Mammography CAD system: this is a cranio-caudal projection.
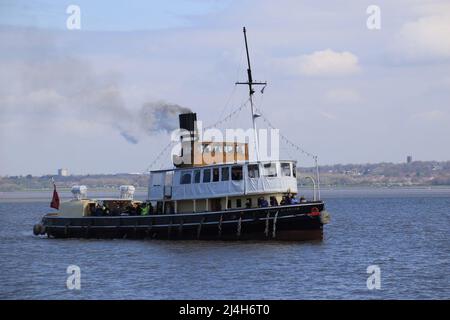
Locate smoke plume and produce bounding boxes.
[119,102,192,144]
[0,27,191,144]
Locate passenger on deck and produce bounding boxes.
[287,193,294,204]
[261,198,269,207]
[95,204,104,216]
[258,197,269,208]
[141,203,149,216]
[291,196,299,204]
[148,202,154,214]
[135,203,142,216]
[281,195,293,205]
[270,196,278,206]
[124,204,136,216]
[300,196,307,203]
[103,204,110,216]
[245,199,252,209]
[109,203,120,216]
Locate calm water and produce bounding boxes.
[0,188,449,299]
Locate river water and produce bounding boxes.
[0,188,449,299]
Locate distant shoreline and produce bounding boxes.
[2,185,450,193]
[2,160,450,191]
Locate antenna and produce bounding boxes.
[236,27,267,162]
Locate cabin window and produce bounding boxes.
[262,162,277,177]
[227,199,231,209]
[203,168,211,183]
[221,167,230,181]
[212,168,220,182]
[248,164,260,178]
[180,171,192,184]
[281,163,291,177]
[194,170,201,183]
[292,163,297,177]
[245,198,252,208]
[236,199,242,208]
[231,165,243,181]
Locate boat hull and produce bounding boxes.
[40,202,326,241]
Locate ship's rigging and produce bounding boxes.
[144,27,320,193]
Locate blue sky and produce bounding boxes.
[1,0,450,175]
[0,0,230,30]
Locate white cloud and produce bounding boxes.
[275,49,360,76]
[395,5,450,60]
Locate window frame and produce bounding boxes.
[231,165,243,181]
[221,167,230,181]
[212,167,220,182]
[193,169,201,183]
[180,171,192,185]
[262,162,277,177]
[202,168,211,183]
[247,164,260,178]
[281,162,291,177]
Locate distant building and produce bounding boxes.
[58,168,69,176]
[407,156,412,164]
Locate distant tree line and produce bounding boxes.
[2,161,450,191]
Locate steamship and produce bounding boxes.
[33,27,330,241]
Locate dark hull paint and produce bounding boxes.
[42,202,325,241]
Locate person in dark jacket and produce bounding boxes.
[258,197,269,208]
[94,204,104,216]
[270,196,278,206]
[135,203,142,216]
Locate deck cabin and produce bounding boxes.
[148,160,298,214]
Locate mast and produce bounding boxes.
[236,27,267,162]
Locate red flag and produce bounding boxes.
[50,183,60,210]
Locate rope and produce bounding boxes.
[204,97,250,130]
[254,106,317,160]
[264,211,270,237]
[144,140,177,173]
[214,85,237,126]
[237,216,242,238]
[272,211,279,238]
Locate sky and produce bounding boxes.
[1,0,450,175]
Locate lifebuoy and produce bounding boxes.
[309,207,320,217]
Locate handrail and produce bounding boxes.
[303,176,317,201]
